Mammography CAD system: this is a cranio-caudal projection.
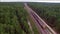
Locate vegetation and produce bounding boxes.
[0,2,32,34]
[28,3,60,33]
[27,15,39,34]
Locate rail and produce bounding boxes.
[24,3,57,34]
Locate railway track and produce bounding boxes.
[24,3,57,34]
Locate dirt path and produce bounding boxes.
[27,19,34,34]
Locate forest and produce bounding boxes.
[0,2,32,34]
[1,2,60,34]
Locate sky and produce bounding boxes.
[0,0,60,3]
